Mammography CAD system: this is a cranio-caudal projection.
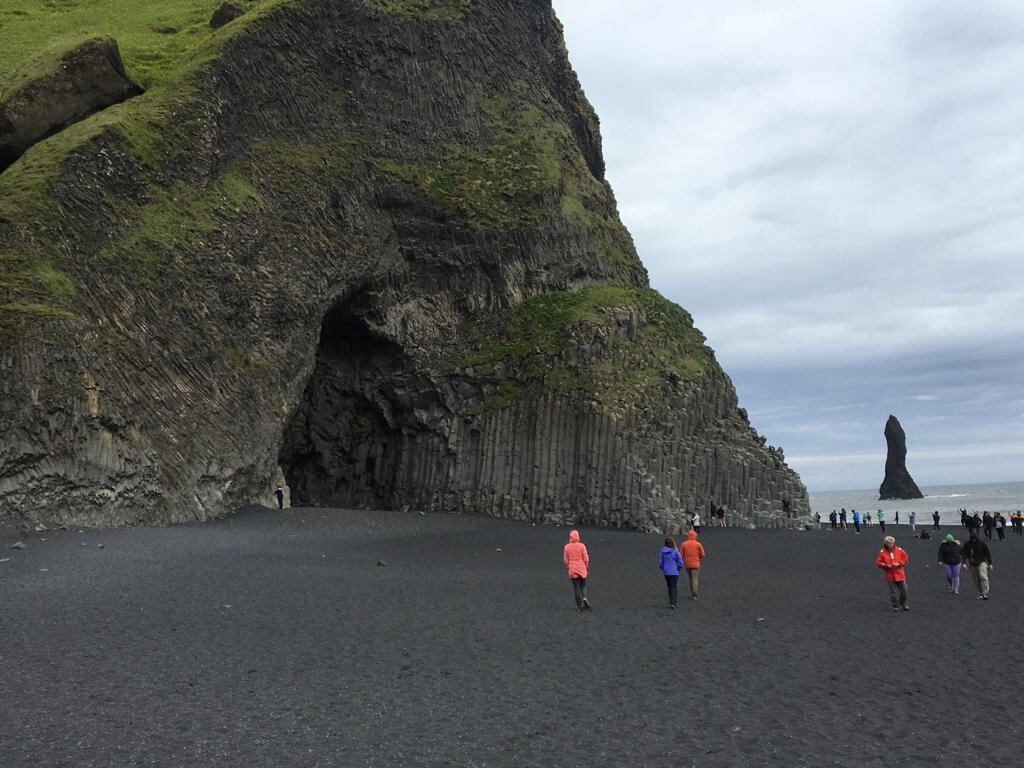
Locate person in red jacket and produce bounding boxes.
[876,535,910,611]
[563,529,591,611]
[679,530,705,600]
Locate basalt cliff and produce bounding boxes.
[0,0,809,530]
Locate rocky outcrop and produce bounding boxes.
[0,0,810,530]
[0,37,142,173]
[210,3,246,29]
[879,415,924,500]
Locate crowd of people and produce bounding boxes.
[877,529,994,610]
[562,527,706,611]
[559,507,1019,613]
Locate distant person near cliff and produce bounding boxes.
[877,510,886,532]
[961,533,993,600]
[937,534,962,595]
[275,484,285,509]
[658,537,685,609]
[691,512,701,534]
[563,530,591,612]
[876,536,910,611]
[909,511,916,532]
[679,531,705,601]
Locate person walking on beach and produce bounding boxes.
[876,536,910,611]
[659,537,685,609]
[961,532,993,600]
[275,484,285,509]
[909,511,917,532]
[679,530,705,600]
[895,511,900,526]
[691,511,702,534]
[982,512,994,540]
[995,513,1006,542]
[877,510,886,532]
[852,509,861,534]
[563,530,591,611]
[830,510,837,529]
[840,509,848,529]
[1015,511,1023,536]
[932,510,941,530]
[937,534,962,595]
[967,512,982,536]
[961,509,968,529]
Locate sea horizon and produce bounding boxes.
[808,480,1024,525]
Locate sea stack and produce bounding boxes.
[879,415,924,500]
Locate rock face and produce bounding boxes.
[0,37,142,173]
[210,3,246,29]
[879,415,924,500]
[0,0,810,531]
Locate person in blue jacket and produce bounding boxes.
[659,537,685,609]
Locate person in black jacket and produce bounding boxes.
[961,533,993,600]
[932,510,941,530]
[937,534,962,594]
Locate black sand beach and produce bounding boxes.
[3,508,1022,767]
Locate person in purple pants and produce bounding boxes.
[937,534,962,594]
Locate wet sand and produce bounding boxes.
[3,508,1021,767]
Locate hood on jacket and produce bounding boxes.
[687,530,698,540]
[569,530,580,543]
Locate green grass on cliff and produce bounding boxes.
[0,0,282,91]
[0,0,291,327]
[456,285,715,410]
[361,0,476,20]
[373,91,562,230]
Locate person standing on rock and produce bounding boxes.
[658,537,685,609]
[275,484,285,509]
[563,529,591,611]
[961,532,993,600]
[937,534,962,594]
[679,530,705,600]
[876,536,910,611]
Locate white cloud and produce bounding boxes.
[553,0,1024,489]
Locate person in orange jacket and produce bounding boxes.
[678,530,705,600]
[876,535,910,611]
[563,529,591,611]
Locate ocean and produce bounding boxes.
[808,480,1024,526]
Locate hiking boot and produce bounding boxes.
[582,599,592,611]
[953,590,959,595]
[901,605,910,611]
[892,606,900,612]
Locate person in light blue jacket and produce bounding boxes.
[659,537,685,609]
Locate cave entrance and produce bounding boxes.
[278,299,414,509]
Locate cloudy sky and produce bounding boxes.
[551,0,1024,491]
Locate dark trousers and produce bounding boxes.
[664,574,679,607]
[854,521,861,532]
[571,576,588,608]
[888,580,908,607]
[933,521,940,529]
[276,493,284,509]
[879,521,886,532]
[997,527,1005,541]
